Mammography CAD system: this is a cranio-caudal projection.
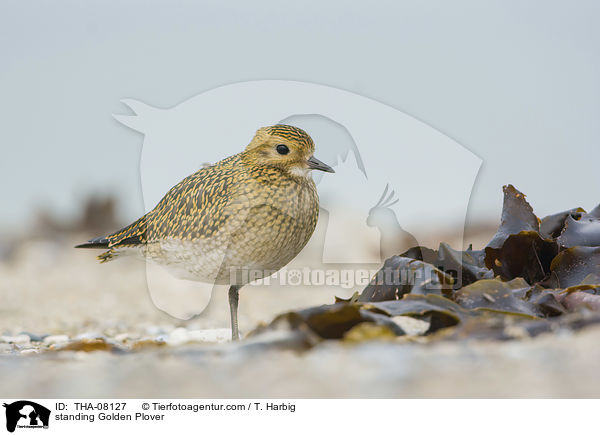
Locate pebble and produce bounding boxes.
[391,316,431,336]
[114,333,133,343]
[167,328,189,346]
[0,334,31,345]
[74,332,103,341]
[188,329,231,343]
[43,335,70,345]
[20,332,47,342]
[167,328,232,346]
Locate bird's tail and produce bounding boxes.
[74,236,110,249]
[76,218,146,263]
[75,236,116,262]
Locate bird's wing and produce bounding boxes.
[100,153,247,249]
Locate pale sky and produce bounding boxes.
[1,0,599,237]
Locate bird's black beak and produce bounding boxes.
[307,156,335,173]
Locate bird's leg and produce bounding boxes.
[228,285,240,341]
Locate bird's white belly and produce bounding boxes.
[140,237,290,285]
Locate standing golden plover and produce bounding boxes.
[76,125,334,340]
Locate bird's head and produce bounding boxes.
[243,124,334,178]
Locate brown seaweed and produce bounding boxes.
[250,185,600,347]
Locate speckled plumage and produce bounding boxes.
[77,125,334,338]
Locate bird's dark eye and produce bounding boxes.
[276,144,289,155]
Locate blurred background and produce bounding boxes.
[1,0,599,237]
[0,0,599,397]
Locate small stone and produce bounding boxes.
[504,325,530,340]
[20,349,39,355]
[114,333,132,343]
[74,332,103,341]
[43,335,69,345]
[20,332,47,342]
[187,329,231,343]
[0,335,31,345]
[167,327,190,346]
[391,316,431,336]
